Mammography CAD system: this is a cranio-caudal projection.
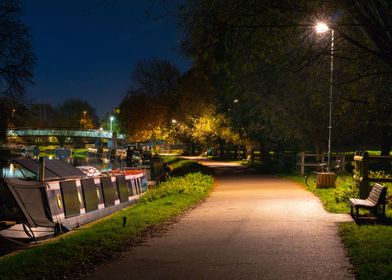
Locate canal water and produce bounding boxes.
[0,149,130,178]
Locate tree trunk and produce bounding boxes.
[246,144,252,161]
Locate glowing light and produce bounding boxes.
[110,116,114,131]
[315,22,329,33]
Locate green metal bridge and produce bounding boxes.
[7,128,125,140]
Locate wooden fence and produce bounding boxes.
[213,146,247,160]
[353,151,392,198]
[297,152,346,176]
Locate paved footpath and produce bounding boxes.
[87,160,354,280]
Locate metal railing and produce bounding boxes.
[7,128,124,140]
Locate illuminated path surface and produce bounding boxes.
[87,159,354,280]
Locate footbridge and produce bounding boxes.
[7,128,125,140]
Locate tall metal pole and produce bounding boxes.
[110,116,114,132]
[327,29,334,172]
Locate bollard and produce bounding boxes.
[122,216,127,227]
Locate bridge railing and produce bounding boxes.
[7,128,125,140]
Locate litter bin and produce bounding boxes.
[316,172,336,188]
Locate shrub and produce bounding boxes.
[333,180,359,203]
[368,171,392,207]
[140,173,213,203]
[170,160,212,177]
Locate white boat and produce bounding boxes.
[0,158,148,246]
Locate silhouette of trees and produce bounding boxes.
[55,98,98,129]
[177,0,392,154]
[0,0,35,144]
[119,58,180,142]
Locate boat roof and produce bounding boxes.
[13,158,85,181]
[1,178,54,227]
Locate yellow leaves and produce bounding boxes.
[191,107,241,146]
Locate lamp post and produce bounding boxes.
[81,110,87,129]
[315,22,334,172]
[110,116,114,132]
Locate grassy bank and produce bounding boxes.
[285,173,392,279]
[0,160,213,280]
[340,223,392,280]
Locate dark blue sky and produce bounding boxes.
[23,0,190,117]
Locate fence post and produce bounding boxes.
[360,151,369,198]
[300,152,305,176]
[341,154,346,172]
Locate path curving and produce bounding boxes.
[87,159,354,280]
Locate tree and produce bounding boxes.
[0,0,35,144]
[119,58,180,143]
[343,0,392,69]
[191,106,242,152]
[131,58,180,97]
[119,91,168,142]
[55,98,98,129]
[177,0,392,155]
[24,103,56,128]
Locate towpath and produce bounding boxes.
[87,159,354,280]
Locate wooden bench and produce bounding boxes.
[349,183,387,221]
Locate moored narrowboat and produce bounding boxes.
[0,158,148,246]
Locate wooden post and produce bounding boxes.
[38,156,45,182]
[341,155,346,172]
[300,152,305,176]
[360,152,369,198]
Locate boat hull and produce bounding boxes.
[0,170,148,246]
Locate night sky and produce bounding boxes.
[22,0,190,118]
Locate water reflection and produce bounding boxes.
[64,155,126,172]
[0,153,127,178]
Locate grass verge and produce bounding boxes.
[285,173,392,279]
[0,161,213,280]
[340,223,392,280]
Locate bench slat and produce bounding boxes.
[349,183,387,221]
[349,198,375,207]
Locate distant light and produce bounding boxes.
[171,119,177,124]
[99,127,103,131]
[110,116,114,121]
[315,22,329,33]
[233,99,239,103]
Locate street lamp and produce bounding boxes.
[110,116,114,132]
[315,21,334,172]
